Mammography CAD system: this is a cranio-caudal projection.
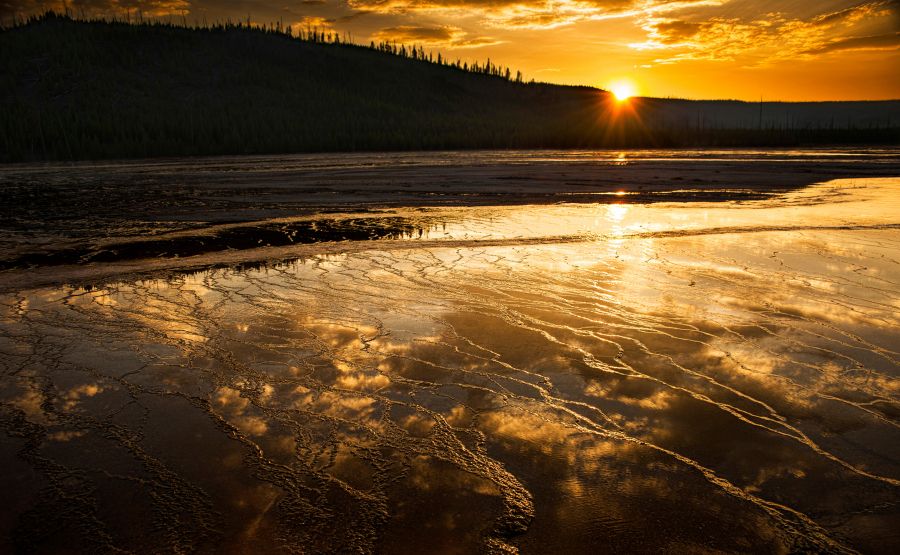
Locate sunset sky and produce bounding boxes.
[4,0,899,100]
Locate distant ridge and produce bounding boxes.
[1,13,898,162]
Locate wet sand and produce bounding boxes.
[1,150,899,553]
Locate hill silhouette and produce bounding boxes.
[1,13,898,162]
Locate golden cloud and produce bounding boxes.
[371,24,502,47]
[346,0,717,30]
[0,0,722,31]
[802,30,900,54]
[630,1,898,64]
[291,15,335,31]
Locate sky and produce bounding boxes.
[3,0,899,100]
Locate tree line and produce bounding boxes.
[1,12,897,162]
[2,11,531,85]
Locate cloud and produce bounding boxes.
[118,0,190,14]
[292,15,335,30]
[373,23,462,41]
[4,0,897,71]
[802,30,900,54]
[482,2,625,29]
[630,1,898,64]
[371,24,501,47]
[0,0,722,31]
[650,18,701,42]
[811,0,892,26]
[345,0,717,30]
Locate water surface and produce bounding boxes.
[0,175,898,553]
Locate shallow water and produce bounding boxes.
[1,177,899,553]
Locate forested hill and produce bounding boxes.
[2,13,898,162]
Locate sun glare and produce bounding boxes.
[609,80,636,102]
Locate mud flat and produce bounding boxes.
[2,148,899,286]
[0,150,899,553]
[3,148,899,241]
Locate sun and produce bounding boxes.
[612,86,632,101]
[609,80,636,102]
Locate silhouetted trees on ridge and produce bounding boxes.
[3,11,531,85]
[1,11,897,162]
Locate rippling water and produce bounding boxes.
[1,177,898,553]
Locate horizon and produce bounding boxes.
[2,0,898,102]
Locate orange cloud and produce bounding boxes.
[292,15,335,31]
[346,0,718,30]
[630,0,898,64]
[371,24,502,47]
[802,30,900,55]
